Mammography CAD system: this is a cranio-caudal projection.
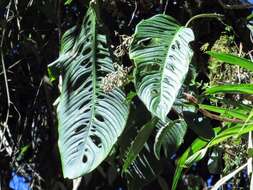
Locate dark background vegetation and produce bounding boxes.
[0,0,252,189]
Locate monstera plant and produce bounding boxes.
[48,5,129,178]
[129,14,194,122]
[49,1,195,183]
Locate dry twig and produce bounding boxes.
[0,1,14,155]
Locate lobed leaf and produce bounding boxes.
[49,7,129,179]
[129,14,194,122]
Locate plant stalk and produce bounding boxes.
[185,13,224,28]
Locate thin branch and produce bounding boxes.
[31,79,44,109]
[27,0,34,7]
[200,108,244,124]
[0,123,13,156]
[185,13,224,28]
[13,0,21,39]
[163,0,169,14]
[128,0,138,27]
[1,1,12,125]
[0,59,22,76]
[0,55,10,124]
[57,0,62,42]
[183,93,244,124]
[211,163,248,190]
[0,1,14,156]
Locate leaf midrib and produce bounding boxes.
[82,9,98,162]
[158,26,182,108]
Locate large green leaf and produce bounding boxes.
[49,7,129,178]
[129,14,195,122]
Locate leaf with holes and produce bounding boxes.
[129,14,194,122]
[48,7,129,179]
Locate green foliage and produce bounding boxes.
[129,14,194,122]
[122,118,158,173]
[172,50,253,189]
[172,135,211,190]
[154,119,187,159]
[123,117,187,187]
[49,6,129,178]
[3,0,253,189]
[207,51,253,72]
[206,84,253,95]
[205,34,239,86]
[64,0,73,5]
[49,2,253,189]
[126,142,164,189]
[50,10,196,182]
[199,104,248,120]
[172,122,253,189]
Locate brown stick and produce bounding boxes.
[183,93,244,124]
[199,108,243,123]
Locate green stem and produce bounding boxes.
[91,0,102,24]
[185,13,224,28]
